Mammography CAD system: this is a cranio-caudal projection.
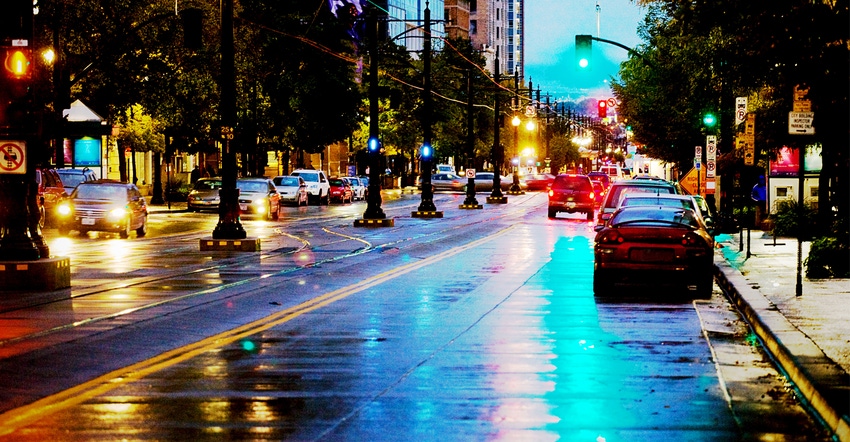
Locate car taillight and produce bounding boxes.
[681,232,706,247]
[589,192,595,200]
[597,230,624,244]
[548,189,554,197]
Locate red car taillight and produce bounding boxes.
[597,230,624,244]
[548,189,554,197]
[681,232,706,247]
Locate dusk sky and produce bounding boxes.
[524,0,647,104]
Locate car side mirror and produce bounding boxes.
[594,225,604,232]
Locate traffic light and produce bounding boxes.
[0,0,35,130]
[702,112,717,128]
[368,136,380,152]
[420,143,432,160]
[597,100,607,118]
[575,35,592,69]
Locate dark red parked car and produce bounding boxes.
[328,177,353,204]
[593,205,715,298]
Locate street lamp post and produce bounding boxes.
[460,68,481,209]
[486,49,506,204]
[413,2,441,218]
[355,8,393,226]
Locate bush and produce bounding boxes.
[805,236,850,278]
[769,199,816,238]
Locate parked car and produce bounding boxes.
[597,179,679,227]
[273,175,308,206]
[593,205,715,298]
[55,180,148,238]
[56,168,98,194]
[187,177,222,211]
[328,178,354,203]
[236,178,281,220]
[522,173,556,191]
[547,174,596,220]
[36,168,68,228]
[618,194,703,220]
[290,169,330,205]
[342,176,366,200]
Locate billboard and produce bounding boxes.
[769,145,822,177]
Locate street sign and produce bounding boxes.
[706,160,716,179]
[466,168,475,178]
[706,136,717,161]
[607,98,617,108]
[694,145,702,158]
[0,141,26,174]
[788,112,814,135]
[735,97,747,125]
[679,166,703,196]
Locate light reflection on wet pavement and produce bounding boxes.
[0,195,827,441]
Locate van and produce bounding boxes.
[598,165,624,182]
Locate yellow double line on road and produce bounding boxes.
[0,224,515,435]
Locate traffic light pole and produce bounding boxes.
[486,49,507,204]
[413,3,440,218]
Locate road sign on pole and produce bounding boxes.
[735,97,747,125]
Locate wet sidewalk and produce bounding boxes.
[714,230,850,441]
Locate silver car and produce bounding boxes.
[342,176,366,200]
[273,175,308,206]
[187,178,222,211]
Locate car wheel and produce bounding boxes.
[593,270,612,296]
[548,208,557,219]
[38,205,46,229]
[136,217,148,237]
[323,192,330,205]
[694,272,714,299]
[120,220,131,239]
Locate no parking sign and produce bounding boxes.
[0,141,26,175]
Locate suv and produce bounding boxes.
[547,174,596,220]
[290,169,330,205]
[597,179,678,227]
[56,168,98,194]
[56,180,148,238]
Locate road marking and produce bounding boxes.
[0,224,516,435]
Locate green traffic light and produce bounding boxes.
[575,35,592,69]
[703,113,716,127]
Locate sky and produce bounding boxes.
[524,0,647,104]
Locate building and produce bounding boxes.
[469,0,523,79]
[374,0,446,54]
[444,0,470,39]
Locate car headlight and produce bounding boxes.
[253,198,267,213]
[56,203,72,216]
[108,207,128,220]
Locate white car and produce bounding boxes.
[290,169,330,205]
[342,176,366,200]
[273,175,309,206]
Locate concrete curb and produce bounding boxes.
[714,253,850,441]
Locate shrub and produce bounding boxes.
[805,236,850,278]
[769,199,816,239]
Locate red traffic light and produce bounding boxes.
[597,100,607,118]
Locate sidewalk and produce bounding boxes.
[714,230,850,441]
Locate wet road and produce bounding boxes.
[0,191,828,440]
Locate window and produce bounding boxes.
[470,0,477,12]
[470,20,477,34]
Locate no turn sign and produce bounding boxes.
[0,141,26,175]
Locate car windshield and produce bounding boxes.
[74,185,126,200]
[329,179,345,186]
[611,207,700,229]
[274,177,298,187]
[620,196,693,210]
[194,179,221,190]
[608,184,674,209]
[294,172,319,182]
[236,181,268,193]
[59,173,85,188]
